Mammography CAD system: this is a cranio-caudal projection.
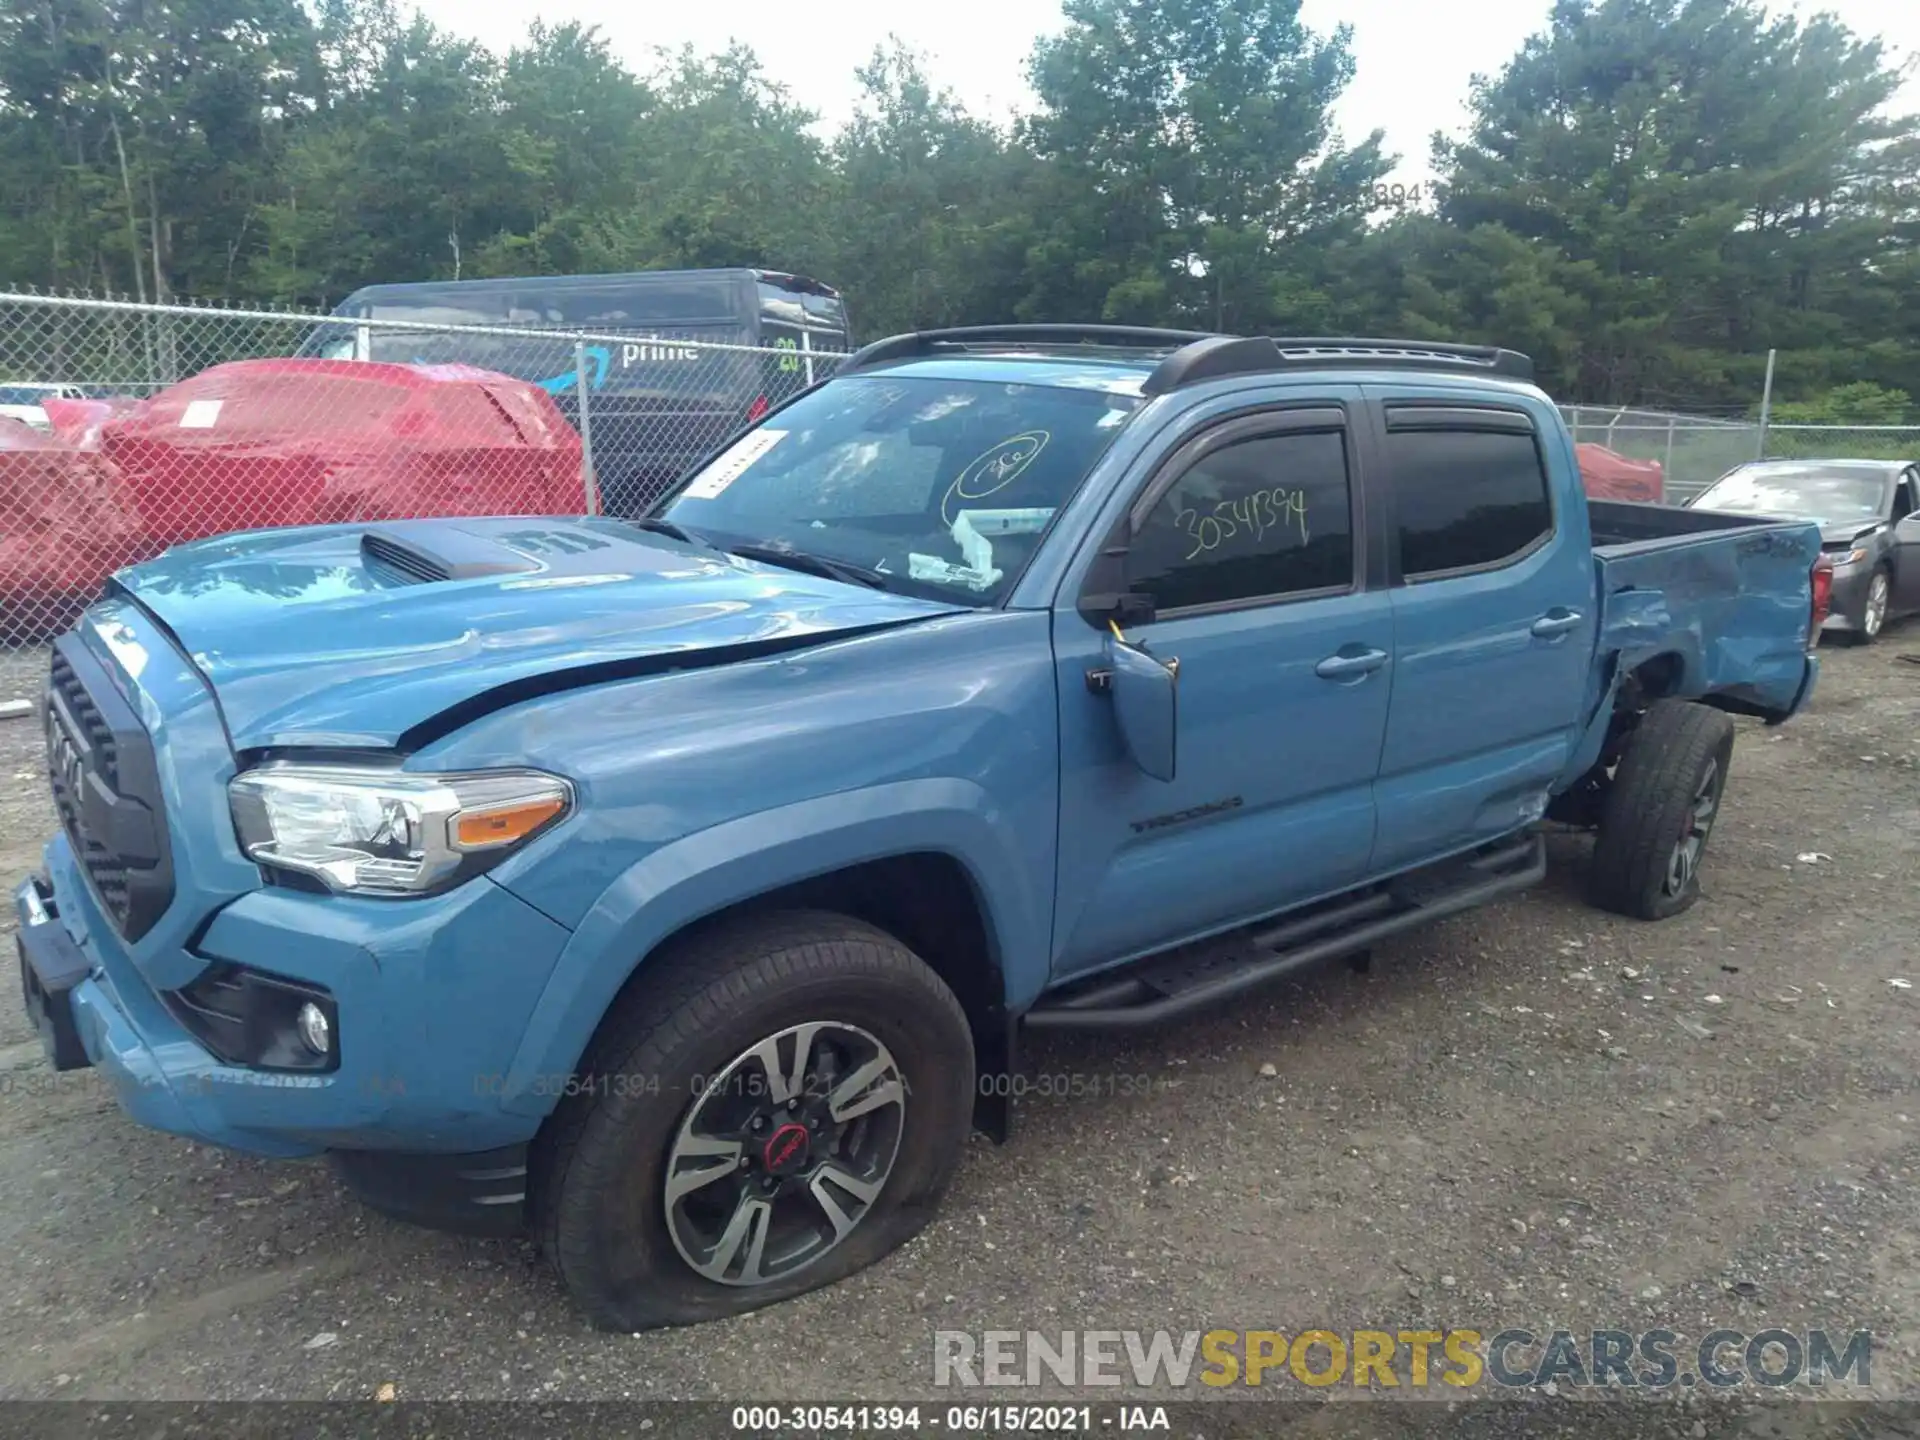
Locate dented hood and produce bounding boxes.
[109,517,961,750]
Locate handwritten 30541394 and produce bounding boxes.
[1175,487,1310,560]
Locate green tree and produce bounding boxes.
[1021,0,1391,330]
[1770,382,1913,426]
[827,40,1044,334]
[0,0,1914,420]
[253,14,510,301]
[469,23,659,276]
[1435,0,1920,405]
[0,0,325,299]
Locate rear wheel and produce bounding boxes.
[532,910,976,1331]
[1588,700,1735,921]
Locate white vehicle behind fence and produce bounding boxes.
[0,382,86,430]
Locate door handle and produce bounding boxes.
[1315,647,1389,681]
[1531,609,1584,638]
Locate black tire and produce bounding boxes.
[531,910,975,1332]
[1588,699,1735,921]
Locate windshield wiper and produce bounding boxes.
[726,542,892,591]
[624,516,717,548]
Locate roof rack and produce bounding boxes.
[1142,335,1535,394]
[835,324,1535,391]
[837,325,1216,377]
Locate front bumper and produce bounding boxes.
[16,602,583,1237]
[17,832,574,1166]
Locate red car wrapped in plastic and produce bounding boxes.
[1575,443,1665,503]
[0,416,148,635]
[1,361,588,640]
[98,359,587,543]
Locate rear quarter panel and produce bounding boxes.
[1594,518,1822,717]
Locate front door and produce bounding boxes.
[1051,398,1393,976]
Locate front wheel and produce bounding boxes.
[531,910,976,1331]
[1844,568,1891,646]
[1587,700,1735,921]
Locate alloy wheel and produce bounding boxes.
[663,1021,906,1287]
[1864,573,1889,639]
[1664,757,1722,899]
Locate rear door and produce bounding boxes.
[1050,392,1394,975]
[1368,394,1596,873]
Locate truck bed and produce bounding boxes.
[1585,500,1820,721]
[1587,498,1785,551]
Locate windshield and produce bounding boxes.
[1695,465,1889,523]
[658,374,1142,605]
[0,385,54,405]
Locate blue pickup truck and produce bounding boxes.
[15,327,1824,1331]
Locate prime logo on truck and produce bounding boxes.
[16,326,1824,1333]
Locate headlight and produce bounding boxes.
[228,765,573,896]
[1832,547,1869,566]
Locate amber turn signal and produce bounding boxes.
[454,796,568,850]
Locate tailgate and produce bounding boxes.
[1593,518,1821,720]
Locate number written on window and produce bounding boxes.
[1175,485,1311,559]
[1128,429,1354,612]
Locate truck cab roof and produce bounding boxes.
[829,327,1547,404]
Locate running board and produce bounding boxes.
[1023,831,1546,1031]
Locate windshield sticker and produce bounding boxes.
[908,553,999,592]
[906,506,1053,595]
[179,399,223,429]
[941,431,1051,524]
[954,507,1054,535]
[1049,371,1150,397]
[682,428,789,500]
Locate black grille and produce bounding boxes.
[44,635,175,941]
[48,651,119,788]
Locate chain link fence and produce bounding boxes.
[1561,406,1920,503]
[1559,406,1761,504]
[5,290,1919,656]
[1759,425,1920,464]
[0,291,845,650]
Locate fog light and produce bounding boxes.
[297,1001,332,1056]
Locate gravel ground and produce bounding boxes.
[0,636,1917,1425]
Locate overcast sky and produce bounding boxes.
[412,0,1920,188]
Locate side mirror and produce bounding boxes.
[1104,623,1179,783]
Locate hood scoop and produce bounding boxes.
[361,527,542,585]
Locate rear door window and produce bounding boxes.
[1384,415,1554,579]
